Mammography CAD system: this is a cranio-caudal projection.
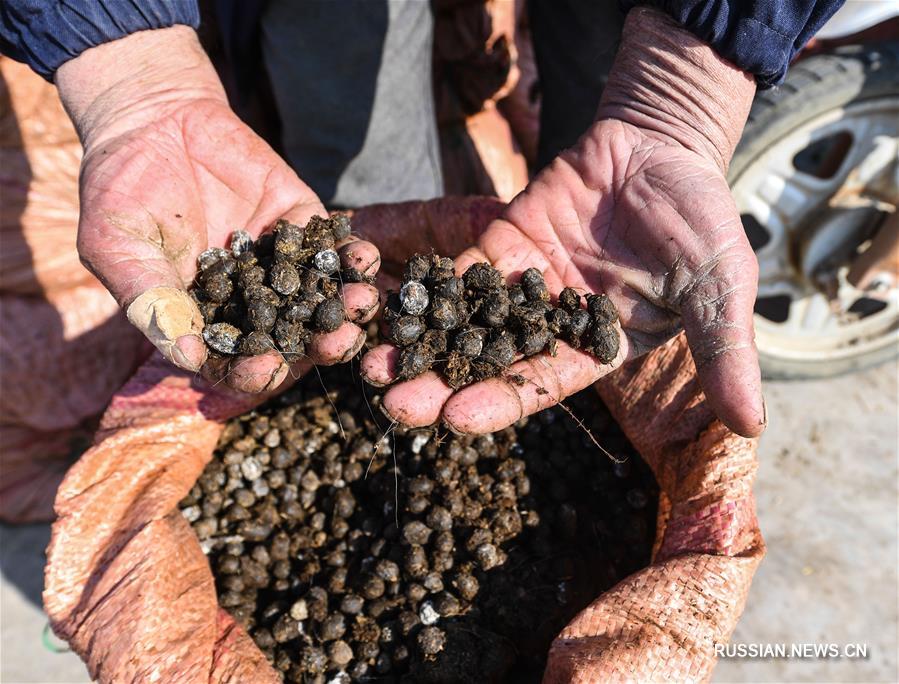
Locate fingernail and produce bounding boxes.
[357,255,381,277]
[361,373,387,388]
[442,417,466,436]
[341,248,380,276]
[344,250,381,276]
[378,402,397,422]
[200,354,229,382]
[340,329,368,363]
[172,334,207,372]
[263,364,290,392]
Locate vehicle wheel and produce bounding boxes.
[729,43,899,379]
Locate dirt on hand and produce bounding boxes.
[383,255,620,387]
[192,215,368,363]
[180,368,657,683]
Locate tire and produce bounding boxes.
[728,42,899,380]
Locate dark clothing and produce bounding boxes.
[0,0,847,202]
[0,0,199,80]
[529,0,625,167]
[260,0,442,206]
[621,0,842,86]
[1,0,845,87]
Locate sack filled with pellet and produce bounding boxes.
[44,197,763,683]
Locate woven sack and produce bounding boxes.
[0,58,149,522]
[44,197,763,683]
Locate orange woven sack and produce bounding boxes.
[44,198,763,684]
[0,58,150,523]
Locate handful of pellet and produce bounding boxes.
[383,255,620,387]
[191,215,367,361]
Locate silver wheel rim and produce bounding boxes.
[732,97,899,365]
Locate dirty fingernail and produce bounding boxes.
[361,373,388,388]
[264,363,290,392]
[341,329,368,363]
[441,417,467,436]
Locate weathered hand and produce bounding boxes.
[362,8,765,437]
[56,27,380,392]
[363,120,763,436]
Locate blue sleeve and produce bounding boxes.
[0,0,200,81]
[621,0,846,87]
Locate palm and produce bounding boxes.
[78,99,379,391]
[79,100,318,294]
[363,120,764,437]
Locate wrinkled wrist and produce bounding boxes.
[55,26,227,150]
[597,7,755,172]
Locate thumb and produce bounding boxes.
[678,249,765,438]
[126,286,207,372]
[78,218,208,373]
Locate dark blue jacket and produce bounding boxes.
[0,0,843,88]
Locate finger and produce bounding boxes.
[338,239,381,278]
[360,344,399,387]
[441,338,626,434]
[225,351,291,393]
[341,283,380,323]
[125,286,207,372]
[458,219,557,284]
[266,189,326,233]
[382,372,455,428]
[199,352,231,388]
[203,352,311,397]
[306,322,368,365]
[679,257,765,438]
[359,343,455,427]
[218,321,368,393]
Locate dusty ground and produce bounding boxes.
[1,361,896,684]
[714,360,898,683]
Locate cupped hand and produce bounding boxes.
[362,119,764,437]
[56,27,380,392]
[362,7,766,438]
